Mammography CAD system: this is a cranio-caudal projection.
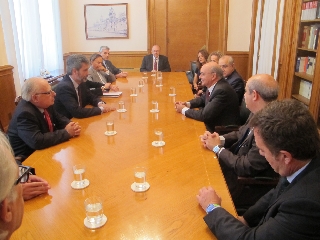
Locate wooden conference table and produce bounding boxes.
[12,72,236,240]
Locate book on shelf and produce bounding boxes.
[299,79,312,100]
[300,24,320,50]
[296,56,316,75]
[301,1,319,20]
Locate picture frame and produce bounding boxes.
[84,3,128,39]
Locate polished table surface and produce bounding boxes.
[12,72,236,240]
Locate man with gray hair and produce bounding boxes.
[8,77,80,158]
[175,61,240,133]
[200,74,279,209]
[0,131,24,239]
[54,54,116,119]
[99,46,128,78]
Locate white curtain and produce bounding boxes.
[0,0,63,89]
[252,0,284,79]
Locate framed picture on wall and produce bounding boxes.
[84,3,128,39]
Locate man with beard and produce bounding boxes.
[54,54,115,119]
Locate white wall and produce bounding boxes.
[228,0,253,51]
[59,0,148,53]
[0,17,8,65]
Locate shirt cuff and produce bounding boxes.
[219,136,225,146]
[181,107,189,115]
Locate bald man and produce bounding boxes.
[200,74,279,207]
[140,45,171,72]
[175,62,240,133]
[7,77,81,159]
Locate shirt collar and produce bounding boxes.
[207,82,217,95]
[286,161,311,183]
[69,75,79,89]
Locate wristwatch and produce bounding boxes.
[213,145,223,154]
[206,203,221,214]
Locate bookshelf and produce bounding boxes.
[279,0,320,130]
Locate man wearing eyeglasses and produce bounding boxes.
[7,77,81,159]
[219,55,245,105]
[0,132,24,239]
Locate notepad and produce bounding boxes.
[102,91,122,97]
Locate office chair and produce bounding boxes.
[185,61,197,84]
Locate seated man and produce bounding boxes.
[54,54,116,119]
[175,62,239,133]
[200,74,279,207]
[7,77,81,159]
[99,46,128,78]
[140,45,171,72]
[86,53,119,96]
[219,55,245,105]
[196,99,320,239]
[0,131,24,239]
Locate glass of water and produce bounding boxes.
[73,164,86,187]
[106,120,114,135]
[134,167,147,190]
[154,128,164,147]
[84,196,104,226]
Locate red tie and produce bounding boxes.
[154,58,157,71]
[43,109,53,132]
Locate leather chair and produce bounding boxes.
[215,98,251,135]
[185,61,197,84]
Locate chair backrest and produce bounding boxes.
[190,61,197,75]
[239,98,251,125]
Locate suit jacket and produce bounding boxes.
[203,157,320,240]
[219,113,277,198]
[103,60,121,75]
[87,66,116,84]
[140,54,171,72]
[7,99,71,158]
[186,79,240,133]
[54,75,103,119]
[225,70,245,105]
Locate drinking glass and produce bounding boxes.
[117,101,126,112]
[106,120,114,134]
[169,87,176,96]
[154,128,163,146]
[73,164,86,187]
[84,196,104,225]
[138,80,144,87]
[134,167,147,190]
[130,87,137,96]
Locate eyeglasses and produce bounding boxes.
[14,166,32,185]
[35,90,54,95]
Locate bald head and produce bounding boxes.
[199,62,223,88]
[247,74,279,102]
[152,45,160,58]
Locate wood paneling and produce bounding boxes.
[63,52,147,72]
[226,51,249,80]
[0,65,16,131]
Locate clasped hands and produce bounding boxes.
[65,121,81,137]
[102,83,119,92]
[174,101,189,113]
[200,131,221,150]
[22,175,50,201]
[98,102,116,113]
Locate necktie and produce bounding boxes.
[234,128,251,154]
[154,58,158,71]
[97,71,106,84]
[277,177,290,197]
[103,61,107,69]
[205,90,210,104]
[43,109,53,132]
[77,86,82,107]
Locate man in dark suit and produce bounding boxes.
[99,46,128,78]
[8,77,81,158]
[140,45,171,72]
[200,74,279,207]
[197,99,320,239]
[54,54,116,119]
[175,62,239,133]
[219,55,245,105]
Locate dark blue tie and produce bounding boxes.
[234,128,250,154]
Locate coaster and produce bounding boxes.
[130,94,138,97]
[151,141,165,147]
[84,214,107,229]
[131,182,150,192]
[150,109,160,113]
[169,93,176,96]
[155,84,163,87]
[104,131,117,136]
[71,179,90,189]
[117,109,127,113]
